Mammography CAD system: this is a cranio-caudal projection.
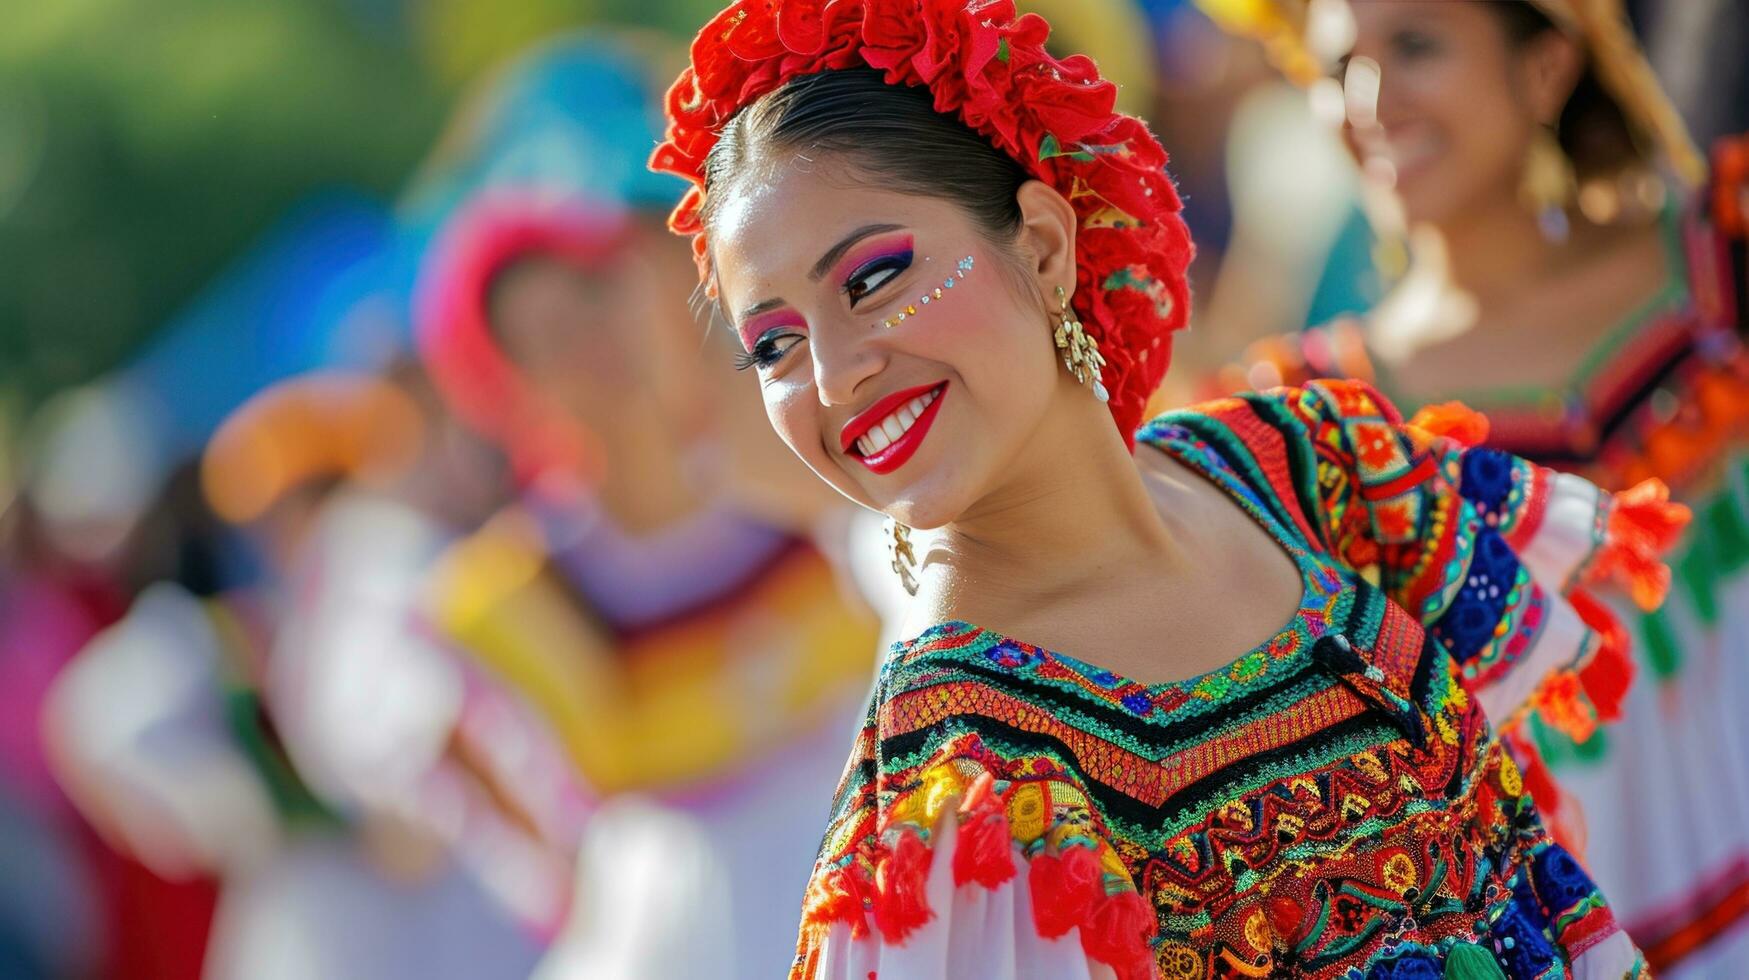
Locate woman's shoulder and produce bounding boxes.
[876,620,1063,710]
[1139,376,1406,453]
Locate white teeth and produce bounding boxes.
[853,387,942,457]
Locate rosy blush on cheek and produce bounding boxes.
[877,254,975,330]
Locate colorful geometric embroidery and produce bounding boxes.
[795,382,1646,979]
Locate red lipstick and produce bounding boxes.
[840,382,948,476]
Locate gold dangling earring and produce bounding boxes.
[1520,124,1576,243]
[887,519,919,596]
[1051,286,1109,403]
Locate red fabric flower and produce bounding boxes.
[861,0,930,76]
[650,0,1195,442]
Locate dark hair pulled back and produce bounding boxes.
[1488,3,1641,183]
[699,68,1030,246]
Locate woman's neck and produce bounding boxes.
[1434,193,1562,309]
[592,407,706,535]
[911,393,1187,630]
[1371,194,1567,365]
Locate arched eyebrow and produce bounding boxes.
[736,298,789,324]
[733,222,907,325]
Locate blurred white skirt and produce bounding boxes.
[535,700,865,980]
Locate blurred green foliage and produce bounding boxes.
[0,0,723,410]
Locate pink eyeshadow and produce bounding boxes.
[830,233,915,285]
[738,309,805,351]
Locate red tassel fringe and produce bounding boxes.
[1586,479,1691,612]
[1083,890,1160,980]
[803,864,873,939]
[808,781,1158,978]
[1029,845,1104,938]
[953,776,1017,888]
[871,829,935,943]
[1568,589,1634,722]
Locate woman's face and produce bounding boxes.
[708,162,1070,529]
[490,228,708,435]
[1341,2,1561,226]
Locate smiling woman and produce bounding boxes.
[650,2,1689,978]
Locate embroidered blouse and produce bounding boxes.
[792,380,1683,980]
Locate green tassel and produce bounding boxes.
[1639,609,1683,680]
[1444,942,1506,980]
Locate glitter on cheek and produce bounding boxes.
[878,254,975,329]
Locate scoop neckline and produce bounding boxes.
[894,421,1324,697]
[1370,204,1691,413]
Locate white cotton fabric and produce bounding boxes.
[538,701,868,980]
[805,814,1121,980]
[41,583,282,878]
[1568,928,1645,980]
[1503,458,1749,975]
[1557,577,1749,979]
[1515,471,1608,592]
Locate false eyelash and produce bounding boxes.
[734,332,799,371]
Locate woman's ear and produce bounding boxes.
[1518,29,1585,126]
[1015,179,1078,298]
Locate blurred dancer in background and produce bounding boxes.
[409,33,880,979]
[0,496,139,980]
[1210,2,1749,973]
[241,365,586,944]
[43,372,546,980]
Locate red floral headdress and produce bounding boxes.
[650,0,1194,442]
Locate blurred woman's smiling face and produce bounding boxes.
[1342,2,1573,227]
[707,160,1072,530]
